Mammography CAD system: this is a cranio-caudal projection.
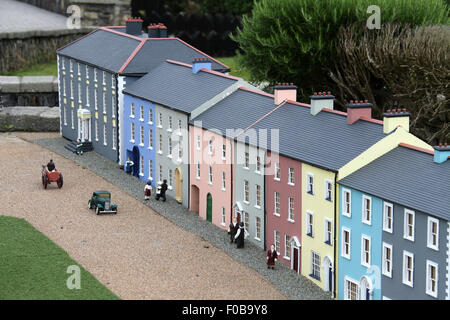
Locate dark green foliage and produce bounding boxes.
[198,0,254,15]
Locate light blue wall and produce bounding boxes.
[338,185,383,300]
[123,94,156,187]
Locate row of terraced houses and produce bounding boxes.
[57,18,450,300]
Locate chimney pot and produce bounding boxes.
[365,100,368,103]
[445,143,448,147]
[327,91,331,96]
[403,108,407,113]
[274,82,297,104]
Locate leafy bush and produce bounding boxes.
[198,0,254,15]
[232,0,449,98]
[332,24,449,144]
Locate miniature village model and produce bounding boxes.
[53,17,450,300]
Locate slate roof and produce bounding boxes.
[237,97,387,171]
[338,146,450,221]
[57,27,229,75]
[123,60,238,114]
[189,88,277,138]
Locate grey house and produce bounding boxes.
[339,145,450,300]
[123,59,253,207]
[56,18,229,163]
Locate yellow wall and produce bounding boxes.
[301,163,336,290]
[334,183,341,297]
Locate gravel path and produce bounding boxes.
[14,132,332,300]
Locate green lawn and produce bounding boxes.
[0,216,119,300]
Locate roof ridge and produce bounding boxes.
[238,86,274,98]
[118,39,148,73]
[100,26,143,41]
[165,59,192,68]
[200,68,241,81]
[56,28,99,52]
[399,142,434,155]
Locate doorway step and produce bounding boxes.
[64,140,93,153]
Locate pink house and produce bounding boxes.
[189,124,234,229]
[265,150,302,274]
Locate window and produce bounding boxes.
[140,126,144,146]
[222,144,226,160]
[168,137,172,156]
[168,116,172,131]
[63,78,66,96]
[69,59,73,72]
[310,251,321,280]
[158,113,163,127]
[63,107,67,125]
[244,152,249,168]
[306,173,314,194]
[341,228,351,259]
[94,68,98,82]
[102,92,106,114]
[140,155,144,176]
[168,169,173,187]
[325,180,333,201]
[383,202,393,233]
[103,125,107,146]
[148,129,153,149]
[159,165,163,182]
[159,134,163,153]
[221,172,226,190]
[70,79,74,99]
[62,57,65,70]
[274,230,280,255]
[196,135,201,150]
[427,217,439,250]
[111,74,116,88]
[112,128,117,150]
[130,103,135,117]
[288,168,295,185]
[95,119,98,141]
[85,87,90,106]
[362,195,372,225]
[342,189,351,217]
[149,109,153,124]
[208,166,212,184]
[426,261,438,298]
[102,71,106,85]
[382,243,393,278]
[94,89,98,110]
[208,139,213,154]
[71,110,74,129]
[178,136,183,159]
[77,62,80,75]
[274,162,280,180]
[244,180,249,203]
[140,105,144,121]
[361,235,371,267]
[256,156,261,173]
[149,160,153,180]
[306,211,314,237]
[255,217,261,240]
[345,278,359,300]
[242,211,249,232]
[178,119,182,131]
[255,185,261,208]
[404,209,415,241]
[274,192,280,216]
[402,251,414,287]
[324,218,332,245]
[111,97,116,118]
[284,235,291,260]
[196,162,200,179]
[130,122,135,142]
[221,207,226,226]
[288,197,295,222]
[78,82,82,102]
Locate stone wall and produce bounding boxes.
[0,76,59,107]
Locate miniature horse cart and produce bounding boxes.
[41,165,63,189]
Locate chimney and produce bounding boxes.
[310,91,334,115]
[126,17,143,36]
[274,83,297,105]
[158,23,168,38]
[346,100,372,124]
[383,107,410,134]
[192,58,212,74]
[433,143,450,163]
[148,23,159,38]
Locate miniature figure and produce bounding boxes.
[234,222,249,249]
[47,159,55,172]
[76,138,84,155]
[41,164,63,189]
[267,244,278,269]
[144,181,152,200]
[88,190,118,214]
[125,157,134,174]
[155,179,168,202]
[228,217,239,243]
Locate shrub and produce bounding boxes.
[232,0,449,98]
[198,0,254,15]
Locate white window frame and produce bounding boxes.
[362,195,372,225]
[341,227,351,259]
[244,151,249,169]
[243,180,249,203]
[306,211,314,237]
[139,155,144,176]
[208,139,213,155]
[403,209,415,242]
[139,126,144,147]
[148,109,153,124]
[255,156,261,174]
[148,129,153,149]
[325,179,333,201]
[221,172,226,191]
[402,250,414,287]
[255,184,261,208]
[284,235,291,260]
[168,116,173,132]
[168,169,173,188]
[196,162,200,180]
[221,207,226,227]
[306,173,314,194]
[324,218,332,245]
[158,112,163,128]
[222,144,226,160]
[361,235,371,268]
[167,136,173,158]
[342,188,351,217]
[86,87,90,106]
[288,167,295,185]
[274,230,281,256]
[255,217,261,241]
[130,102,135,118]
[196,135,201,150]
[427,217,439,251]
[274,162,280,181]
[103,125,107,146]
[382,242,393,278]
[274,192,280,216]
[344,277,359,300]
[158,134,163,154]
[310,251,321,280]
[288,197,295,222]
[148,160,153,180]
[383,202,394,233]
[140,105,144,121]
[130,122,135,143]
[208,166,212,185]
[425,260,438,298]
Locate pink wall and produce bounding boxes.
[265,151,302,272]
[189,125,233,229]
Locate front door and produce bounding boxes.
[132,146,139,177]
[206,193,212,222]
[292,247,299,273]
[175,168,182,203]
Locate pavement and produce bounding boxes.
[0,0,68,34]
[24,133,333,300]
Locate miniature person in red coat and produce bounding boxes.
[144,180,152,200]
[267,244,278,269]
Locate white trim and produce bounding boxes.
[274,162,280,181]
[273,230,281,256]
[324,179,333,201]
[402,250,414,287]
[361,195,372,225]
[342,188,351,217]
[287,196,295,222]
[273,191,280,216]
[306,173,314,194]
[344,276,360,300]
[383,202,394,233]
[446,221,450,300]
[427,216,439,251]
[382,296,392,300]
[288,167,295,186]
[382,242,393,278]
[425,260,438,298]
[306,210,314,237]
[283,234,291,261]
[341,227,351,259]
[403,209,415,242]
[361,235,371,268]
[324,218,332,245]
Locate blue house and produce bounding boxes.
[338,143,450,300]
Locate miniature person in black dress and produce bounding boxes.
[228,217,239,243]
[234,222,249,249]
[156,179,168,202]
[267,244,278,269]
